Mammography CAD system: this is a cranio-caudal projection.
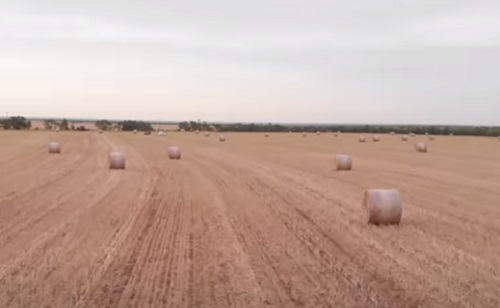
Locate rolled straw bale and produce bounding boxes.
[410,133,415,137]
[372,136,380,142]
[264,133,269,138]
[429,135,435,141]
[333,133,338,137]
[390,132,395,135]
[363,189,402,225]
[195,130,200,134]
[303,133,307,137]
[204,132,210,137]
[168,146,182,159]
[48,142,61,154]
[401,135,408,141]
[158,131,165,136]
[316,131,321,135]
[359,136,366,143]
[219,135,226,142]
[109,152,126,170]
[133,129,138,134]
[336,154,352,171]
[98,130,103,134]
[415,142,428,153]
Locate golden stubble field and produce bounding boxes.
[0,131,499,308]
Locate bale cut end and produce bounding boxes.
[48,142,61,154]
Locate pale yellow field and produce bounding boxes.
[0,131,499,307]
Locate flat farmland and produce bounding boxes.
[0,131,500,308]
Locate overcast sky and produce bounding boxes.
[1,0,499,125]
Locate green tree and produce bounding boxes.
[95,120,112,131]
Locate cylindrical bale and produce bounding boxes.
[401,135,408,141]
[429,135,435,141]
[333,133,338,137]
[219,135,226,142]
[195,130,200,134]
[410,133,415,137]
[204,132,210,137]
[168,146,182,160]
[364,189,402,225]
[316,131,321,135]
[158,131,165,136]
[133,129,138,134]
[336,154,352,171]
[109,152,126,170]
[48,142,61,154]
[359,136,366,143]
[372,136,380,142]
[265,133,269,138]
[390,132,395,135]
[415,142,428,153]
[302,133,307,137]
[98,130,103,134]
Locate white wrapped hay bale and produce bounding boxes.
[48,142,61,154]
[415,142,428,153]
[336,154,352,171]
[363,189,402,225]
[109,152,126,170]
[158,131,165,136]
[390,132,395,135]
[219,135,226,142]
[372,136,380,142]
[133,129,138,134]
[359,136,366,143]
[316,131,321,135]
[168,146,182,159]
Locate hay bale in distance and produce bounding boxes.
[133,129,138,134]
[415,142,428,153]
[195,130,200,134]
[219,135,226,142]
[359,136,366,143]
[364,189,402,225]
[390,132,395,135]
[410,133,415,137]
[316,131,321,135]
[302,133,307,137]
[158,131,165,136]
[336,154,352,171]
[372,136,380,142]
[264,133,269,138]
[109,152,126,170]
[429,135,435,141]
[98,130,103,134]
[48,142,61,154]
[168,146,182,160]
[401,135,408,141]
[204,132,210,137]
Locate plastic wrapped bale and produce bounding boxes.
[133,129,138,134]
[363,189,402,225]
[168,146,182,160]
[316,131,321,135]
[415,142,428,153]
[359,136,366,143]
[158,131,165,136]
[109,152,126,170]
[48,142,61,154]
[219,135,226,142]
[336,154,352,171]
[372,136,380,142]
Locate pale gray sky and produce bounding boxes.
[1,0,499,124]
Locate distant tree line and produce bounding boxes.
[0,116,31,130]
[178,121,500,137]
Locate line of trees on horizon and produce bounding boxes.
[178,121,500,137]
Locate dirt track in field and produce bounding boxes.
[0,131,500,308]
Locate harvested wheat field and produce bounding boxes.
[1,131,500,308]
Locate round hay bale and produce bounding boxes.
[168,146,182,160]
[498,136,500,140]
[195,130,200,134]
[316,131,321,135]
[335,154,352,171]
[363,189,402,225]
[109,152,126,170]
[333,133,338,137]
[158,131,165,136]
[450,133,454,136]
[204,132,210,137]
[359,136,366,143]
[372,136,380,142]
[48,142,61,154]
[390,132,395,135]
[415,142,428,153]
[410,133,415,137]
[264,133,269,138]
[98,130,103,134]
[429,135,435,141]
[401,135,408,141]
[133,129,138,134]
[219,135,226,142]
